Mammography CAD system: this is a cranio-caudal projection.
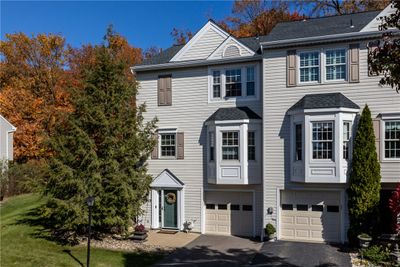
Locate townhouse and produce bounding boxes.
[132,6,400,243]
[0,115,16,162]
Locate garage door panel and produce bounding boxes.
[281,191,341,243]
[205,192,253,237]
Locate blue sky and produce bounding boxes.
[1,1,234,50]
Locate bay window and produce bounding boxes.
[312,122,333,160]
[248,131,255,161]
[222,131,239,160]
[299,51,320,83]
[384,121,400,159]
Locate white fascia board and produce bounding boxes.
[132,55,261,72]
[207,36,255,60]
[379,112,400,120]
[170,20,229,62]
[261,30,400,50]
[361,4,396,32]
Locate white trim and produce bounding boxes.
[170,21,229,62]
[361,5,396,32]
[288,107,360,115]
[0,115,16,131]
[381,119,400,162]
[204,189,256,237]
[208,36,255,60]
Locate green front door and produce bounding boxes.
[163,190,178,228]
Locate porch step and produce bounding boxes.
[157,229,179,234]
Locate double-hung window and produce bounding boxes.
[160,133,176,158]
[299,51,319,83]
[222,131,239,160]
[343,121,351,160]
[312,122,334,159]
[295,124,302,161]
[212,71,221,98]
[248,131,256,161]
[246,67,255,96]
[225,69,242,97]
[384,121,400,159]
[326,49,346,81]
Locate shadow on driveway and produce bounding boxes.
[251,241,351,267]
[152,235,262,267]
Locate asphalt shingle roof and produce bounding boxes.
[137,10,380,66]
[206,107,261,122]
[264,10,380,43]
[288,93,360,112]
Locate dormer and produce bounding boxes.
[205,107,262,185]
[288,93,360,183]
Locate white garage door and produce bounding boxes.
[280,191,342,243]
[205,191,253,237]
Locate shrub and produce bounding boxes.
[362,245,390,265]
[265,223,276,236]
[347,105,381,243]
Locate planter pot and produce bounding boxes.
[131,232,148,241]
[358,235,372,248]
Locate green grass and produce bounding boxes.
[0,194,163,267]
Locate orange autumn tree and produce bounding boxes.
[0,33,71,162]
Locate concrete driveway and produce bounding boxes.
[153,235,263,267]
[251,240,351,267]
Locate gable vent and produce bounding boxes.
[223,45,241,58]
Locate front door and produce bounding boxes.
[163,190,178,228]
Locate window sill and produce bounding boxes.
[296,80,348,87]
[157,157,178,160]
[209,96,258,103]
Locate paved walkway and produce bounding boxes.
[153,235,263,266]
[146,230,200,248]
[251,240,351,267]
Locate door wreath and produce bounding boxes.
[165,192,177,204]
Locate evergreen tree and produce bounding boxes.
[41,30,157,243]
[347,105,381,242]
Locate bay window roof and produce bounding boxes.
[288,93,359,112]
[206,107,261,122]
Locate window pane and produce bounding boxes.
[242,205,252,211]
[296,204,308,211]
[312,205,323,212]
[222,131,239,160]
[212,71,221,98]
[226,69,242,97]
[326,49,346,80]
[295,124,302,161]
[160,134,176,157]
[312,122,334,159]
[300,52,319,82]
[282,204,293,210]
[231,204,240,210]
[384,121,400,158]
[327,205,339,212]
[246,67,255,96]
[248,131,256,161]
[218,204,227,210]
[343,122,351,159]
[206,204,215,210]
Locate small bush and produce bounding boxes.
[265,223,276,236]
[362,245,390,265]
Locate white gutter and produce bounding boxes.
[132,55,262,72]
[261,30,400,49]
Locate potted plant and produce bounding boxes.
[265,223,276,241]
[358,233,372,248]
[132,223,148,241]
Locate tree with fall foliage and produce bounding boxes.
[41,32,157,243]
[0,33,71,162]
[369,0,400,92]
[300,0,390,16]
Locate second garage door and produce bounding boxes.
[205,191,254,237]
[280,190,342,243]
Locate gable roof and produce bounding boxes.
[0,115,16,131]
[263,10,380,43]
[288,93,360,112]
[150,169,184,188]
[206,107,261,122]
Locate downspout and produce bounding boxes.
[260,43,265,242]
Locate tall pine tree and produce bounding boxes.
[347,104,381,242]
[41,30,157,243]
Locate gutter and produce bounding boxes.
[132,55,262,72]
[260,30,400,49]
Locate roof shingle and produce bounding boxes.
[206,107,261,122]
[289,93,360,112]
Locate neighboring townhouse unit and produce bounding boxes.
[132,6,400,243]
[261,7,399,243]
[0,115,16,162]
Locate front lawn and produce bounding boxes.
[0,194,162,267]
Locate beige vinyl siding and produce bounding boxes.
[263,40,400,234]
[179,28,226,61]
[137,62,263,232]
